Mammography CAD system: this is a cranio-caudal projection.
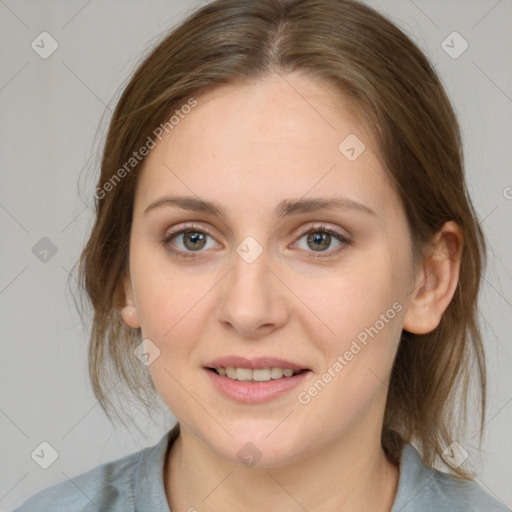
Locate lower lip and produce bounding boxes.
[204,368,311,404]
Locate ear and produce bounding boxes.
[118,271,141,329]
[402,221,463,335]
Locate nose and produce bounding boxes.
[216,247,288,338]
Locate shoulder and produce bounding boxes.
[12,426,177,512]
[424,467,510,512]
[392,443,510,512]
[12,449,141,512]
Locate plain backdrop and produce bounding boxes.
[0,0,511,510]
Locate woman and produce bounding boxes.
[14,0,509,510]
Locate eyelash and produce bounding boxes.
[160,223,351,259]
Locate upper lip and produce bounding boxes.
[204,356,310,371]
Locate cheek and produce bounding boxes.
[130,240,213,337]
[300,253,403,344]
[296,283,403,430]
[135,280,213,360]
[298,253,406,405]
[136,270,209,420]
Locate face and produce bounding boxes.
[121,72,418,467]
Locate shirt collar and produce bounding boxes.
[391,442,436,511]
[134,423,180,512]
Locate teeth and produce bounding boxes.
[216,367,301,381]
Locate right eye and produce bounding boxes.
[161,224,220,258]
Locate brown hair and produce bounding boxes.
[73,0,487,479]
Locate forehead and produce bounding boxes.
[135,72,394,218]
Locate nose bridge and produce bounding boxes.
[229,234,272,304]
[216,234,286,335]
[240,246,268,285]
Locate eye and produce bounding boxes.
[292,224,351,257]
[161,223,219,258]
[161,223,351,259]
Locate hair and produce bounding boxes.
[73,0,487,479]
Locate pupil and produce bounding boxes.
[185,231,206,250]
[308,232,330,251]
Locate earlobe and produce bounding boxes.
[119,273,141,329]
[402,221,463,335]
[121,304,140,329]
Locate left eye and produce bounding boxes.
[292,226,350,256]
[161,224,350,257]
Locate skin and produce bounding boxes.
[120,71,463,512]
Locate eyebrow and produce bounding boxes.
[143,195,376,218]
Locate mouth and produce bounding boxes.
[205,367,309,381]
[204,366,312,404]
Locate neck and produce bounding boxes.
[165,424,399,512]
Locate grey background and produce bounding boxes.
[0,0,511,510]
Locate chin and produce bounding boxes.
[212,429,309,469]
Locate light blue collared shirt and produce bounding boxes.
[12,424,509,511]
